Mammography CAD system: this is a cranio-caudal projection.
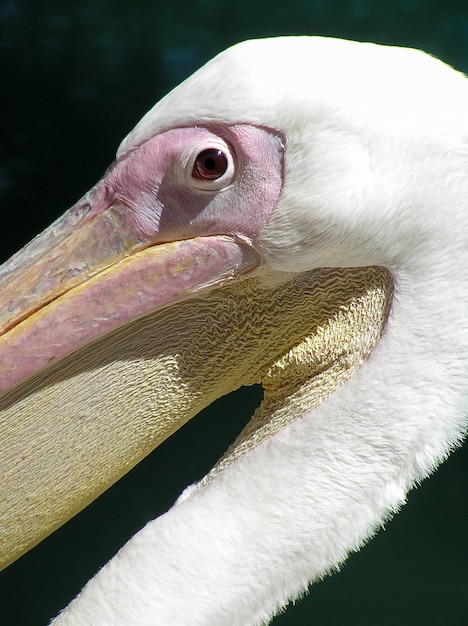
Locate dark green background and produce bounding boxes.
[1,1,467,624]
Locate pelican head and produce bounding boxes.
[1,37,467,624]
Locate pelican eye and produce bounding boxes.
[193,149,228,180]
[185,140,235,191]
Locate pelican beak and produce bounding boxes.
[0,126,275,569]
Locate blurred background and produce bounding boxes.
[1,1,467,624]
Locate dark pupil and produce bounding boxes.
[193,149,228,180]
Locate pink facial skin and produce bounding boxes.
[102,124,285,242]
[0,125,284,393]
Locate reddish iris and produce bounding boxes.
[193,149,228,180]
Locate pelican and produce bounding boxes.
[1,37,467,625]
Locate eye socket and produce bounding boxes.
[184,139,236,191]
[193,149,228,180]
